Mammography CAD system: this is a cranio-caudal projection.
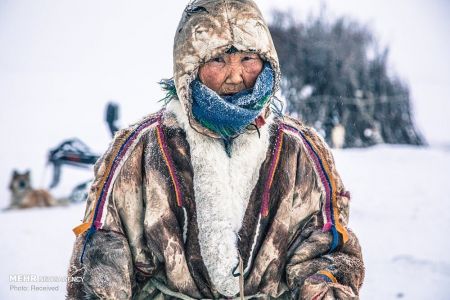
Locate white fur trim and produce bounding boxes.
[165,100,272,296]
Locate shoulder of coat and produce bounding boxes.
[94,108,165,173]
[276,114,335,164]
[114,108,165,139]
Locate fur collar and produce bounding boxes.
[165,100,273,296]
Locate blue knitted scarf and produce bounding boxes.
[191,62,274,155]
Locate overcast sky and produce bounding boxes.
[0,0,449,206]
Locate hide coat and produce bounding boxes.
[67,0,364,299]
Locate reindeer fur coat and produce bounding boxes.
[67,0,364,299]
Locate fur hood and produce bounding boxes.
[173,0,281,138]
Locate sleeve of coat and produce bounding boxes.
[285,127,365,299]
[66,128,159,299]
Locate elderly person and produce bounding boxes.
[67,0,364,299]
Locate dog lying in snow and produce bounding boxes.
[7,170,56,209]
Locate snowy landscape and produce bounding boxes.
[1,0,449,299]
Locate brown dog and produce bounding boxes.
[8,170,56,209]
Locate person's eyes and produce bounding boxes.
[241,54,261,64]
[241,56,255,62]
[211,56,225,63]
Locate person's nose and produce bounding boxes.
[225,63,244,85]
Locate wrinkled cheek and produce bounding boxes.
[243,72,260,89]
[243,78,257,89]
[199,69,225,93]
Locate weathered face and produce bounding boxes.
[198,52,263,96]
[174,0,280,138]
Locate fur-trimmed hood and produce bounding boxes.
[173,0,281,139]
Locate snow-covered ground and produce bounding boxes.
[335,145,450,299]
[0,204,84,300]
[0,145,449,299]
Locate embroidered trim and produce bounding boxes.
[73,113,162,238]
[317,270,338,283]
[156,122,183,207]
[73,110,186,263]
[234,124,283,276]
[261,125,284,217]
[280,123,349,251]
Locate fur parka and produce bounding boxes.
[66,1,364,299]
